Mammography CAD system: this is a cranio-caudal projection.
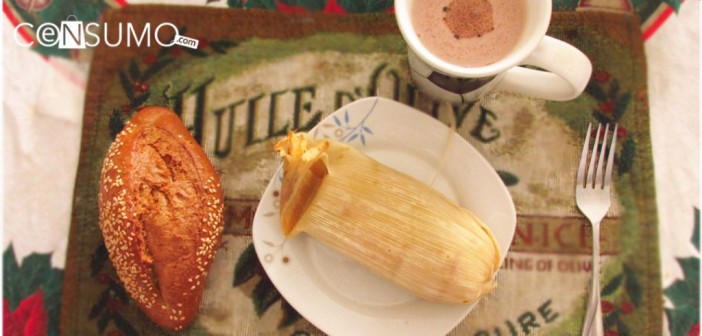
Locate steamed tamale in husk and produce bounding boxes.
[274,132,500,305]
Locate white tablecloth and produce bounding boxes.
[644,0,700,290]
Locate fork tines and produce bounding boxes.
[577,123,618,189]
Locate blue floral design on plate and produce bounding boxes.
[322,98,379,146]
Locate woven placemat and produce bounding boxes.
[61,6,661,335]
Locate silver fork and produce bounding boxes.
[576,123,618,336]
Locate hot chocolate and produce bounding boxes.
[412,0,527,67]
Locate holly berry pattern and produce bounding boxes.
[232,243,303,330]
[108,29,239,139]
[227,0,393,13]
[596,263,643,336]
[585,69,636,174]
[87,244,138,336]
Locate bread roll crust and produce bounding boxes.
[98,106,223,330]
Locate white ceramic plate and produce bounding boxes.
[252,97,516,336]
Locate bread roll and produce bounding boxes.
[98,106,224,330]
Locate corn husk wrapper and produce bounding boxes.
[275,132,500,304]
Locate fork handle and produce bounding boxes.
[582,222,603,336]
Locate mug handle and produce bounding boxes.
[493,36,592,101]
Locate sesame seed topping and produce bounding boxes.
[98,114,225,330]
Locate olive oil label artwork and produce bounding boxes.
[61,7,661,336]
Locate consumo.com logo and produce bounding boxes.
[13,16,199,49]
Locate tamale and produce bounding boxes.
[275,132,500,305]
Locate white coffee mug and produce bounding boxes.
[395,0,592,104]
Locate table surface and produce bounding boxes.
[2,1,699,335]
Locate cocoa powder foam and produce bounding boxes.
[412,0,526,67]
